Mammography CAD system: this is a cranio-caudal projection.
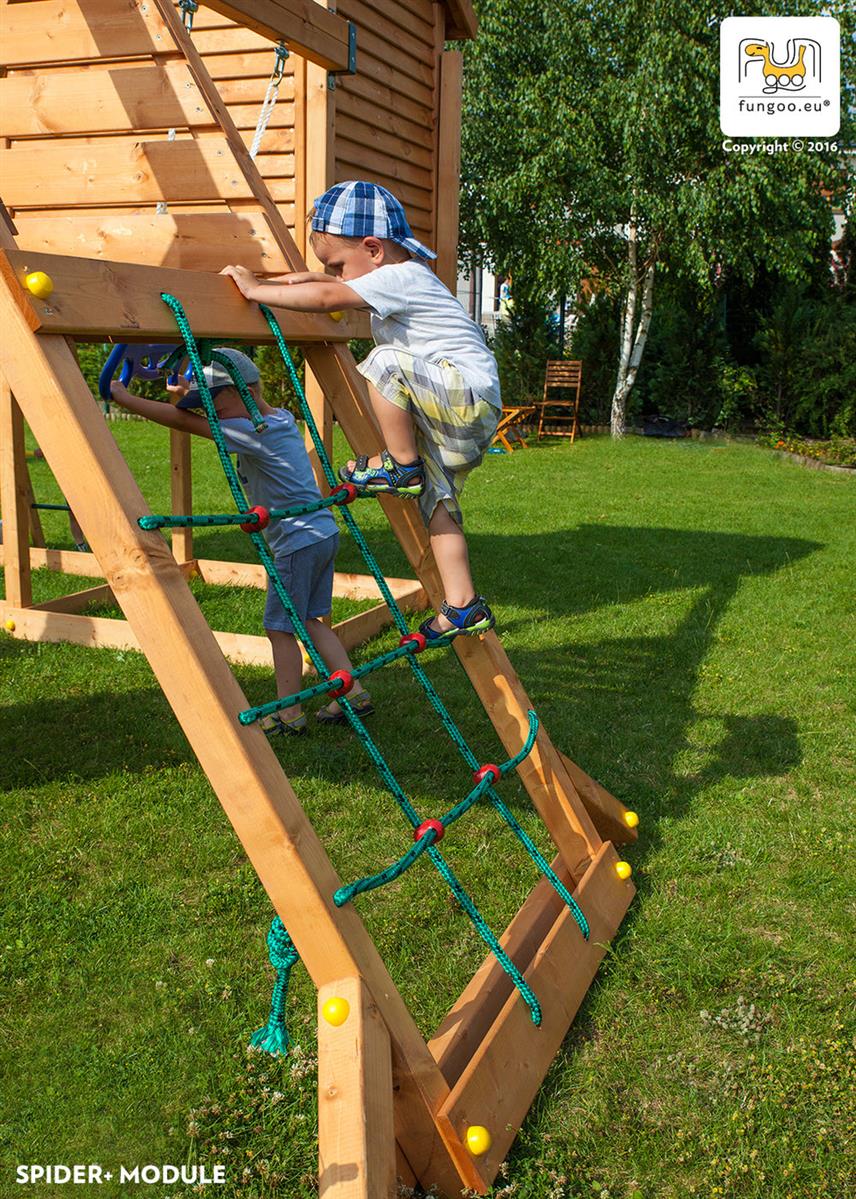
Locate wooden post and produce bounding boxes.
[0,380,33,607]
[318,977,397,1199]
[434,51,463,292]
[302,36,337,480]
[22,458,46,548]
[170,428,193,564]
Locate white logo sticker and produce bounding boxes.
[720,16,840,136]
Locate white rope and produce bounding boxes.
[250,44,289,160]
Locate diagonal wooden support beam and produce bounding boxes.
[436,843,634,1177]
[0,273,484,1199]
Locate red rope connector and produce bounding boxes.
[473,763,501,786]
[240,505,270,532]
[414,818,444,843]
[330,482,358,505]
[399,631,427,653]
[327,669,354,698]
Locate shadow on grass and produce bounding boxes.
[2,524,817,854]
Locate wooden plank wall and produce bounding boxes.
[0,0,458,275]
[333,0,440,252]
[0,0,298,271]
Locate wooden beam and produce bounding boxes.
[24,464,47,549]
[4,249,357,343]
[442,0,478,42]
[196,559,426,606]
[0,0,355,73]
[454,633,602,880]
[0,605,140,653]
[436,843,634,1182]
[0,544,102,578]
[31,584,114,614]
[0,382,32,607]
[0,545,425,613]
[201,0,355,73]
[429,859,567,1087]
[558,751,639,846]
[0,249,41,333]
[0,602,274,663]
[301,26,337,482]
[0,594,426,668]
[330,602,398,655]
[317,977,397,1199]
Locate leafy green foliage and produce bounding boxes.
[460,0,855,422]
[568,295,621,426]
[489,298,559,405]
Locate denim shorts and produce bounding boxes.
[264,532,339,634]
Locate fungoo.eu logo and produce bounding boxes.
[720,16,840,136]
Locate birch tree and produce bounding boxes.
[460,0,854,436]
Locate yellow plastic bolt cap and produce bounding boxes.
[329,310,344,322]
[616,860,633,881]
[322,996,350,1026]
[25,271,54,300]
[623,809,639,829]
[465,1125,492,1156]
[4,619,16,632]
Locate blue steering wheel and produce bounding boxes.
[99,344,190,400]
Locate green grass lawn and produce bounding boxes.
[1,426,854,1199]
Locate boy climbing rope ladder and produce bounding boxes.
[221,180,501,641]
[108,349,373,734]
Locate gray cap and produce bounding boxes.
[177,348,260,409]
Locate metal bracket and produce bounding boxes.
[329,21,357,76]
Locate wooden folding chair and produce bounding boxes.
[491,404,535,453]
[537,360,582,443]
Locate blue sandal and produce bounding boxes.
[418,596,495,643]
[338,450,425,498]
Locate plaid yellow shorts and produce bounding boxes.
[357,346,500,525]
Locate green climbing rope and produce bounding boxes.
[240,638,433,725]
[160,291,546,1026]
[259,304,591,942]
[249,918,299,1055]
[334,712,539,904]
[139,489,353,531]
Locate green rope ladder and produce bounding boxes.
[155,292,589,1047]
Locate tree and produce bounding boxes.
[460,0,855,436]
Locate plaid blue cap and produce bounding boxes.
[311,181,436,260]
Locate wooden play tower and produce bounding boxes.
[0,2,638,1195]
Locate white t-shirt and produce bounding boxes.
[345,261,501,409]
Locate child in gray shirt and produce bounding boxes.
[110,348,373,734]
